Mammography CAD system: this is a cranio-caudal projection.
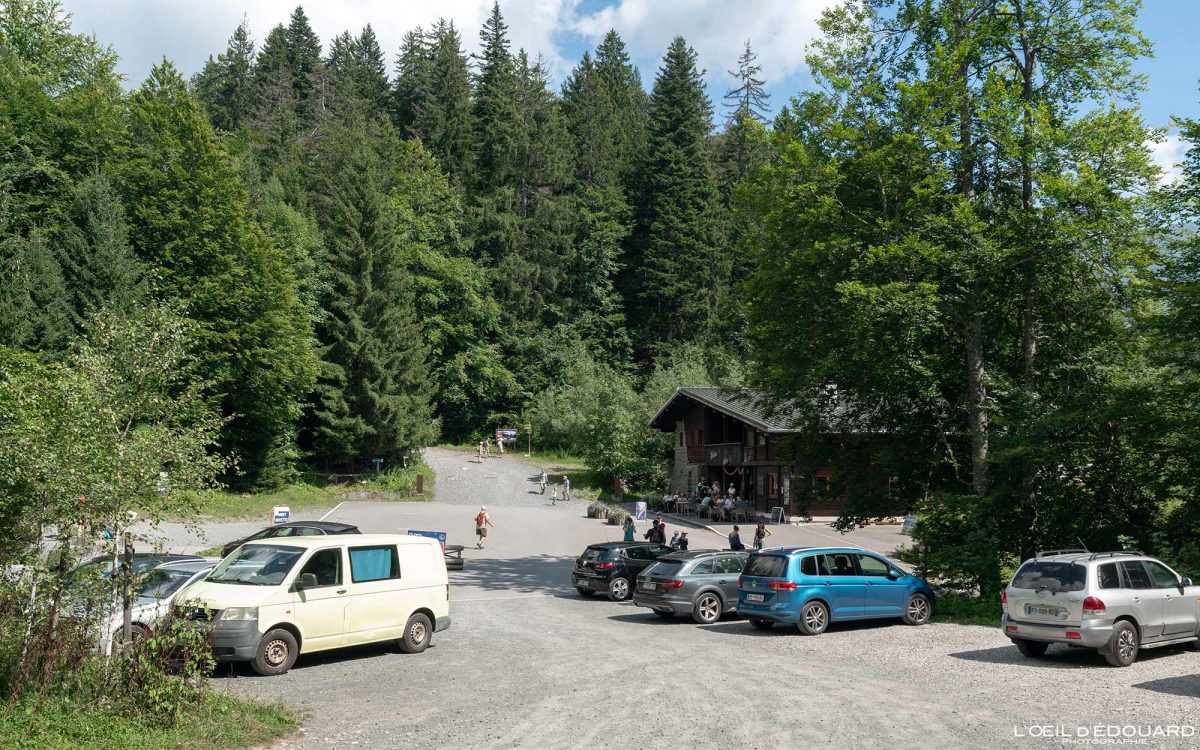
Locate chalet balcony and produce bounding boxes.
[703,442,743,465]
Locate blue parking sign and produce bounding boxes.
[407,529,447,550]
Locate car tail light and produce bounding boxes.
[737,576,743,587]
[595,562,615,570]
[1000,591,1007,605]
[1005,625,1018,634]
[1082,596,1106,615]
[662,580,685,589]
[1066,631,1081,640]
[767,581,797,591]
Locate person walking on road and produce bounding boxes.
[475,505,494,549]
[622,516,636,542]
[678,532,689,551]
[728,525,745,551]
[539,470,547,494]
[562,475,571,501]
[669,530,681,549]
[497,436,505,456]
[753,521,771,551]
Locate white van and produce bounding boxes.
[177,534,450,675]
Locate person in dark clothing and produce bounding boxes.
[678,532,689,551]
[728,525,745,551]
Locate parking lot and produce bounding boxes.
[198,450,1198,749]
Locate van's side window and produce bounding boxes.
[299,548,342,587]
[800,555,817,576]
[349,545,401,583]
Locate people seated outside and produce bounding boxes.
[699,495,712,518]
[720,496,735,522]
[662,493,674,513]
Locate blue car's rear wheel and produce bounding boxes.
[798,601,829,635]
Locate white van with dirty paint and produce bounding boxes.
[177,534,450,675]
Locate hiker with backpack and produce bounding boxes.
[475,505,494,549]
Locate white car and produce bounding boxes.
[99,559,217,654]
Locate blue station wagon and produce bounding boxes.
[737,546,936,634]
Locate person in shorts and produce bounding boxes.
[475,505,494,549]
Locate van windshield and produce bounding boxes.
[208,545,304,586]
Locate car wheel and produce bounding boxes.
[1014,638,1049,658]
[693,592,723,625]
[398,613,432,654]
[607,577,632,602]
[654,610,675,620]
[797,601,830,636]
[902,593,932,626]
[749,618,773,631]
[251,628,298,676]
[1102,621,1139,667]
[111,623,151,654]
[575,587,595,598]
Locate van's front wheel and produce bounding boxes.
[399,613,432,654]
[252,628,298,676]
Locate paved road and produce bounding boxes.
[208,449,1199,749]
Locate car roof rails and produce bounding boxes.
[1088,550,1143,560]
[1035,549,1089,558]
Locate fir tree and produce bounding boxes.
[192,16,256,131]
[285,5,322,122]
[118,61,317,488]
[632,37,726,353]
[721,39,770,182]
[57,175,145,327]
[471,2,521,191]
[309,116,435,467]
[0,229,73,354]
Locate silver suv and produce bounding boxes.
[1002,550,1200,667]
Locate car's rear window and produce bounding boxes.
[582,547,610,562]
[646,560,685,576]
[1011,561,1086,592]
[744,555,788,578]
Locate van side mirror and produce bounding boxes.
[294,573,317,591]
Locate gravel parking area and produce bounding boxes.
[203,449,1200,748]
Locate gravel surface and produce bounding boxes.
[200,449,1199,749]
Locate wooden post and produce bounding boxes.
[416,474,424,495]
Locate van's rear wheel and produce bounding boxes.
[1014,638,1049,658]
[399,613,432,654]
[252,628,298,676]
[798,601,829,635]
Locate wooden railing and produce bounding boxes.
[704,442,743,465]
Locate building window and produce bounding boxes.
[765,472,778,498]
[812,472,831,498]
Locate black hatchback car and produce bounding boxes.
[220,521,360,557]
[572,542,674,601]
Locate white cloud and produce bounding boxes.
[1148,132,1187,186]
[570,0,837,103]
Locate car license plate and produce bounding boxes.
[574,577,586,587]
[1025,604,1064,619]
[746,593,764,603]
[641,582,657,591]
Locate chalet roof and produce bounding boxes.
[649,387,804,434]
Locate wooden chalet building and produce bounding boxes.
[649,387,854,518]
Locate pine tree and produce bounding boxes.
[593,30,649,187]
[0,229,73,354]
[192,16,256,131]
[326,26,389,115]
[118,61,317,488]
[391,27,431,135]
[393,20,474,183]
[57,175,145,327]
[285,5,322,122]
[721,39,770,182]
[309,116,435,467]
[632,37,725,353]
[471,2,521,191]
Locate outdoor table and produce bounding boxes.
[444,544,465,571]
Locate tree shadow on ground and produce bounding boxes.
[450,553,578,595]
[1132,675,1200,698]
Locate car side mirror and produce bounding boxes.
[1182,577,1192,588]
[886,570,901,581]
[293,573,317,591]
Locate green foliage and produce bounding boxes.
[118,61,317,489]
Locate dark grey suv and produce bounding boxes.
[633,550,749,624]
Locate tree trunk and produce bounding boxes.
[965,309,989,496]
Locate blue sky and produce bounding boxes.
[63,0,1198,174]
